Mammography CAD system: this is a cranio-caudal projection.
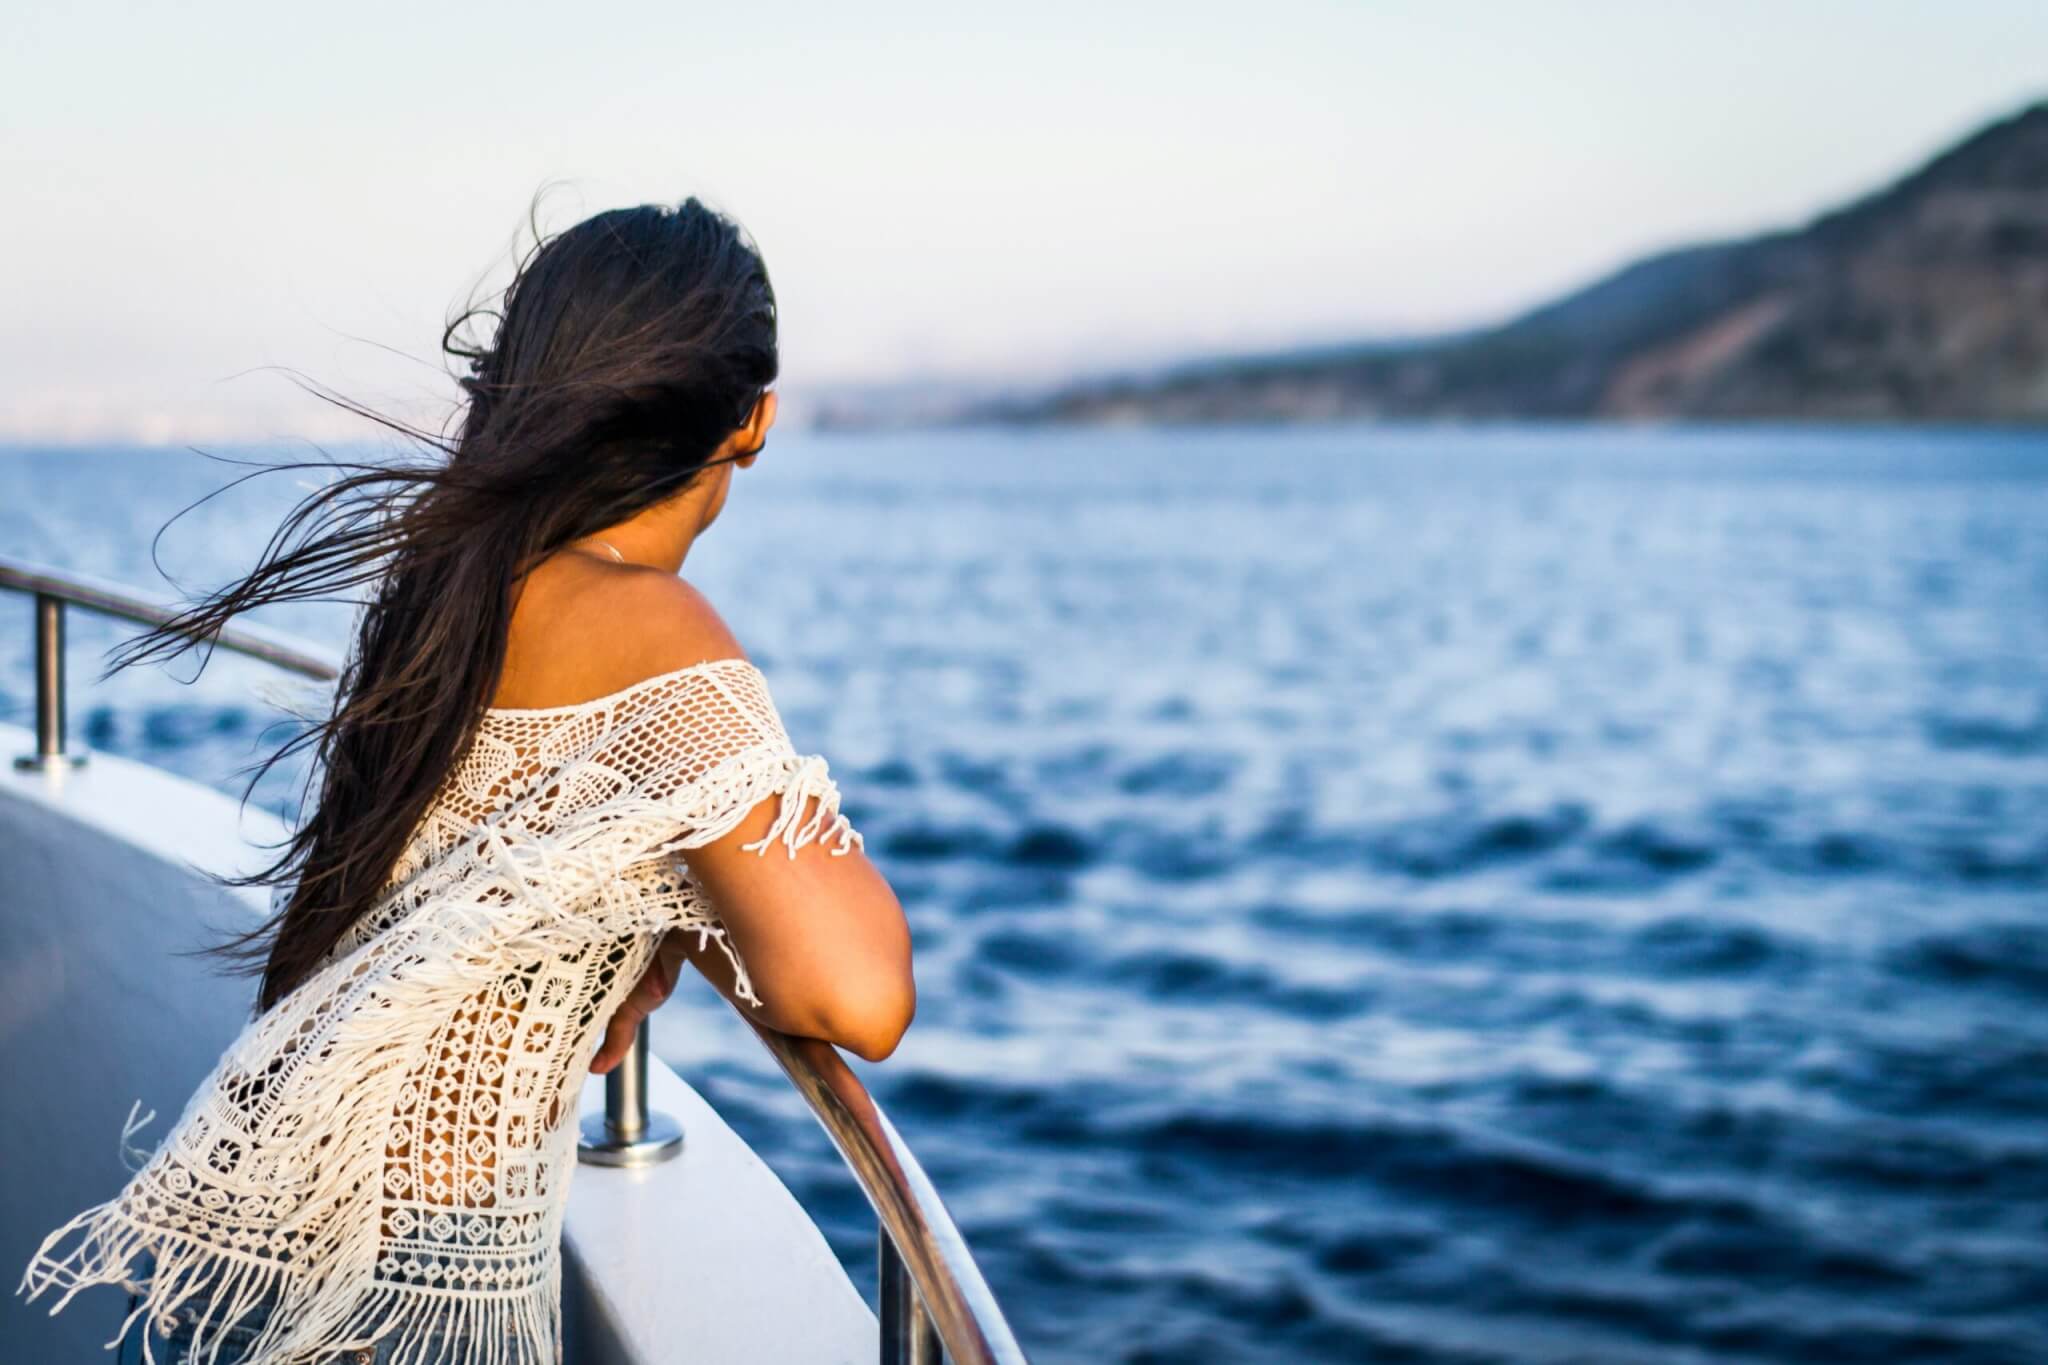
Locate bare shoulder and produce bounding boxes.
[495,556,749,710]
[596,566,747,670]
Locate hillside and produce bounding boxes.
[851,102,2048,428]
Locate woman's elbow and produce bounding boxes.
[828,974,917,1063]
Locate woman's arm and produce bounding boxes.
[583,572,915,1066]
[679,782,914,1061]
[587,913,869,1077]
[589,818,915,1068]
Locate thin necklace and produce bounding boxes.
[580,537,626,564]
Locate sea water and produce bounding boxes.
[3,425,2045,1363]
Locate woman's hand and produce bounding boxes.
[590,930,691,1074]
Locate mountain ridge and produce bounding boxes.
[828,101,2048,429]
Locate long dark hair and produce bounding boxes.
[109,194,778,1012]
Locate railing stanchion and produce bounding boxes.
[880,1229,943,1365]
[16,592,83,772]
[577,1019,683,1167]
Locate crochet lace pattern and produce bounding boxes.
[16,657,863,1364]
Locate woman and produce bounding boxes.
[17,197,916,1363]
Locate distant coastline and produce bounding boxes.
[818,101,2048,432]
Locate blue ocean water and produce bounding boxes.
[3,425,2046,1364]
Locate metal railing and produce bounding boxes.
[0,553,1027,1365]
[1,558,339,770]
[750,1024,1022,1365]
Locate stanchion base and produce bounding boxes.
[577,1110,684,1168]
[14,752,88,771]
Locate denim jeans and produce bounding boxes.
[116,1249,526,1364]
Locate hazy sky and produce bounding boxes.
[5,1,2046,442]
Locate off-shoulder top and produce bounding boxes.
[16,657,863,1364]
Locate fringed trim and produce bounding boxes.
[679,917,765,1009]
[18,1200,294,1363]
[245,1273,561,1365]
[119,1097,160,1174]
[737,753,865,861]
[639,749,866,863]
[621,748,866,1011]
[19,1196,561,1365]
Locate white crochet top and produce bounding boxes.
[16,657,863,1364]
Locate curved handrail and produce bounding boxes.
[749,1023,1029,1364]
[0,552,1028,1363]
